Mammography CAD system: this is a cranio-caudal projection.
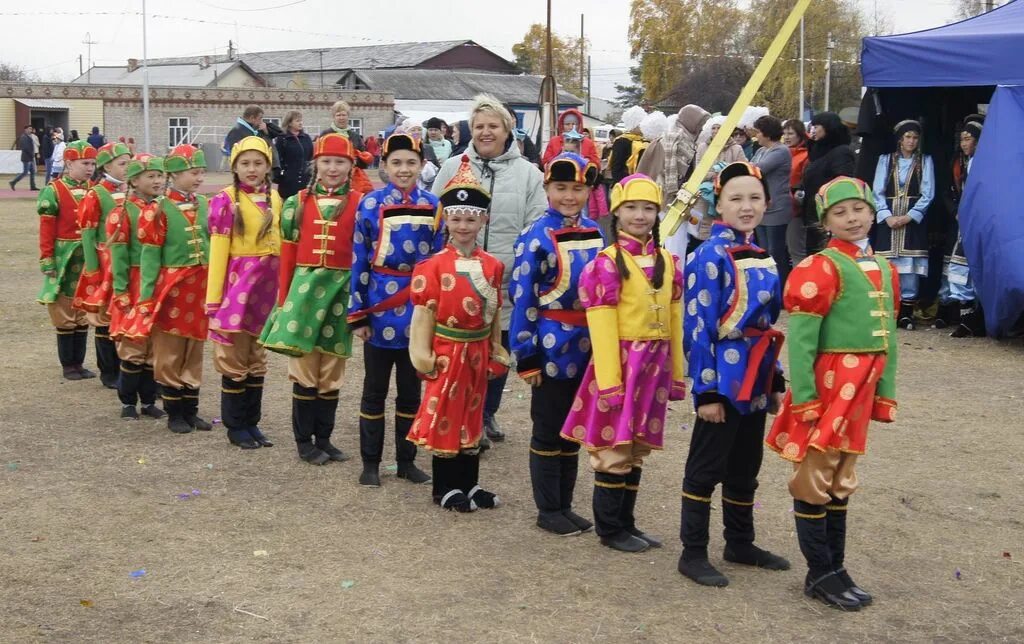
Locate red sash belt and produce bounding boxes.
[540,309,588,326]
[737,327,785,402]
[357,267,413,317]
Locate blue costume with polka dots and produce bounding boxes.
[347,184,443,349]
[509,207,606,380]
[684,223,785,416]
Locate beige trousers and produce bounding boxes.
[152,329,204,389]
[288,351,346,394]
[590,442,654,476]
[789,447,859,505]
[213,333,268,381]
[48,296,87,330]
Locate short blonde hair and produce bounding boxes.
[331,100,351,115]
[469,94,513,134]
[281,110,303,132]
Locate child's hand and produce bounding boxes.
[697,402,725,423]
[353,327,371,342]
[769,392,784,414]
[523,373,542,388]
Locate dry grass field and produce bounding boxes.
[1,197,1022,642]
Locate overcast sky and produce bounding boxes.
[3,0,972,99]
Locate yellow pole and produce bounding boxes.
[661,0,812,239]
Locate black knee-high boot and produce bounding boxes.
[595,472,647,553]
[559,450,592,532]
[138,365,165,418]
[434,455,472,512]
[293,383,327,464]
[181,386,212,430]
[678,492,728,586]
[395,411,429,483]
[314,390,349,462]
[244,375,272,446]
[164,388,191,434]
[118,362,142,417]
[95,326,120,388]
[795,500,861,610]
[897,300,917,330]
[73,326,96,378]
[57,331,77,376]
[223,376,257,449]
[358,411,385,486]
[826,497,872,604]
[622,468,661,547]
[460,451,499,509]
[531,448,576,534]
[722,491,790,570]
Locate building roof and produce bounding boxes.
[342,69,582,106]
[72,61,259,87]
[147,40,510,74]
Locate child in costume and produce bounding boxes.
[679,162,790,587]
[561,174,686,553]
[37,140,97,380]
[73,141,132,388]
[510,152,606,537]
[766,177,899,611]
[127,144,212,434]
[871,119,934,330]
[261,133,362,465]
[405,156,510,512]
[348,133,440,487]
[107,154,168,420]
[206,136,282,450]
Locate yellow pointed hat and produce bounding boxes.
[229,135,272,167]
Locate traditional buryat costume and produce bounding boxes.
[38,140,96,380]
[207,136,282,450]
[260,133,361,465]
[510,153,605,537]
[347,134,441,487]
[73,141,132,388]
[766,176,899,611]
[679,162,790,586]
[560,174,686,553]
[406,156,510,512]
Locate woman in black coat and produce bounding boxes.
[274,110,313,200]
[799,111,856,254]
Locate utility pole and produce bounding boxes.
[587,55,592,116]
[824,31,835,112]
[798,17,805,120]
[78,55,83,77]
[83,32,98,83]
[539,0,556,153]
[313,49,326,89]
[142,0,151,153]
[579,14,585,104]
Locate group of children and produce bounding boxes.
[38,108,901,611]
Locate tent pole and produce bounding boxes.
[799,17,805,119]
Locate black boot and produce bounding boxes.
[623,468,661,547]
[826,497,872,605]
[244,375,272,446]
[314,390,350,462]
[951,300,987,338]
[531,448,579,536]
[293,384,328,465]
[95,327,120,388]
[73,326,96,378]
[358,410,385,485]
[932,302,960,330]
[138,366,166,418]
[435,455,473,512]
[461,451,500,509]
[559,450,592,533]
[223,376,258,449]
[897,301,916,330]
[795,500,861,610]
[595,472,647,552]
[118,362,142,418]
[58,332,82,379]
[164,389,192,434]
[678,491,728,586]
[182,386,212,431]
[395,411,430,483]
[722,492,790,570]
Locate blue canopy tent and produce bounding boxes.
[858,0,1024,335]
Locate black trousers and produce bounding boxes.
[359,343,420,464]
[483,330,510,419]
[529,375,583,516]
[683,403,766,503]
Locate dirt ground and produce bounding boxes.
[1,197,1022,643]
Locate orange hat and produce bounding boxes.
[64,140,98,162]
[313,133,356,160]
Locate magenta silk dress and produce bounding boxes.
[206,189,280,345]
[561,234,685,451]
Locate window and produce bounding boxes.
[264,117,282,127]
[168,117,190,147]
[349,118,362,135]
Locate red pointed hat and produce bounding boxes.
[313,133,356,160]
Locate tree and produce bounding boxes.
[953,0,990,20]
[628,0,746,104]
[745,0,869,118]
[661,59,753,113]
[512,24,588,100]
[0,62,30,82]
[614,66,646,109]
